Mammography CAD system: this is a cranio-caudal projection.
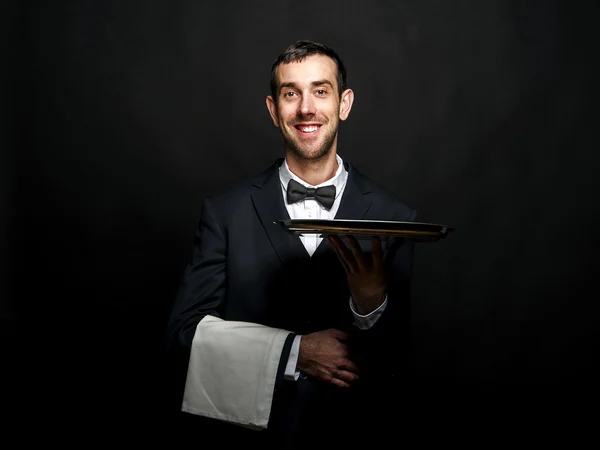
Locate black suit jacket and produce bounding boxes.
[166,158,416,448]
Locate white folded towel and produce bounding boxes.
[182,315,291,430]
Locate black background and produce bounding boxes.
[5,0,600,440]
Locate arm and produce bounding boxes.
[326,208,417,382]
[165,199,295,427]
[356,210,417,385]
[289,209,417,389]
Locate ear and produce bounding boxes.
[338,88,354,121]
[266,96,280,127]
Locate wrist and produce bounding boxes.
[353,294,385,315]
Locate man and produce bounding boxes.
[166,40,416,449]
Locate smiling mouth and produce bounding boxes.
[294,124,321,134]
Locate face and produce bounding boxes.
[266,54,354,161]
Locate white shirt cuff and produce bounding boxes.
[350,295,388,330]
[284,335,302,381]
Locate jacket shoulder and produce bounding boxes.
[200,159,281,213]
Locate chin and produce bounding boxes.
[287,137,336,160]
[290,145,332,161]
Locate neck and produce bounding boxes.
[285,150,339,186]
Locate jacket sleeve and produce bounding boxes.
[350,206,417,385]
[164,197,295,426]
[166,198,228,351]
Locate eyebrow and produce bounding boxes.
[279,80,334,92]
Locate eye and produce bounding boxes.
[315,89,327,96]
[283,91,297,98]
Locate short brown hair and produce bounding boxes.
[270,40,348,100]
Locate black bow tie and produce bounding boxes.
[286,179,336,210]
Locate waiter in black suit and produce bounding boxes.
[166,40,417,449]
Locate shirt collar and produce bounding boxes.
[279,154,347,200]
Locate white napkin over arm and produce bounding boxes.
[182,315,292,430]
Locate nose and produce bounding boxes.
[298,93,316,116]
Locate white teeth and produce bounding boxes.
[299,126,318,133]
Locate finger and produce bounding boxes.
[334,369,360,385]
[339,360,360,374]
[331,328,351,341]
[329,378,351,389]
[344,235,366,270]
[372,236,383,270]
[328,236,353,274]
[383,237,404,266]
[329,235,359,273]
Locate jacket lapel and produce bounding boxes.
[251,160,310,264]
[251,159,375,262]
[334,162,373,220]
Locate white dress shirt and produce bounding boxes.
[279,154,388,380]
